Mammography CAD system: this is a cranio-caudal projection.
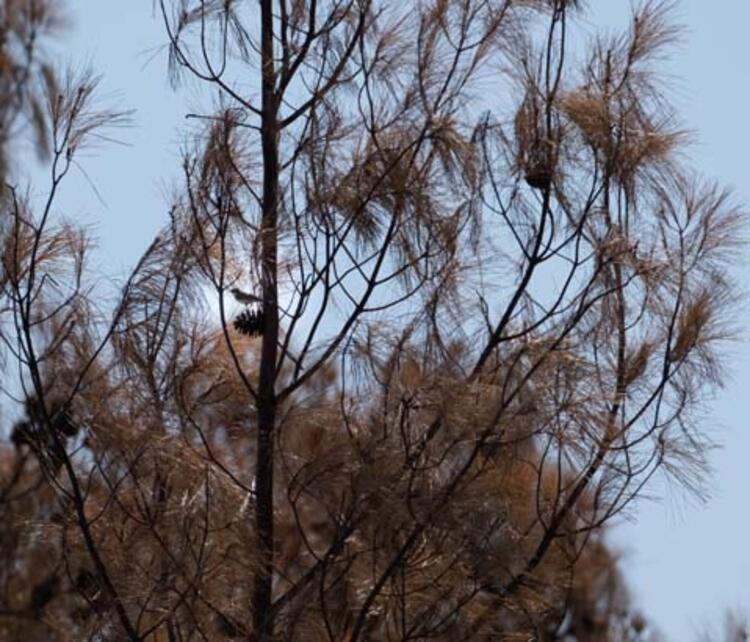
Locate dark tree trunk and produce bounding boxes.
[253,0,280,639]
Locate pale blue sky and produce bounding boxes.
[25,2,750,639]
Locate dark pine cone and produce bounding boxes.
[524,163,552,190]
[52,404,78,437]
[233,307,264,337]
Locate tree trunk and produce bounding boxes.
[253,1,279,639]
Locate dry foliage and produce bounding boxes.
[0,0,743,640]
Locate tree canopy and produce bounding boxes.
[0,1,743,640]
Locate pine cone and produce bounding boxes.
[233,307,264,337]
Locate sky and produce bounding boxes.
[23,2,750,639]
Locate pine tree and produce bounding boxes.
[0,1,743,639]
